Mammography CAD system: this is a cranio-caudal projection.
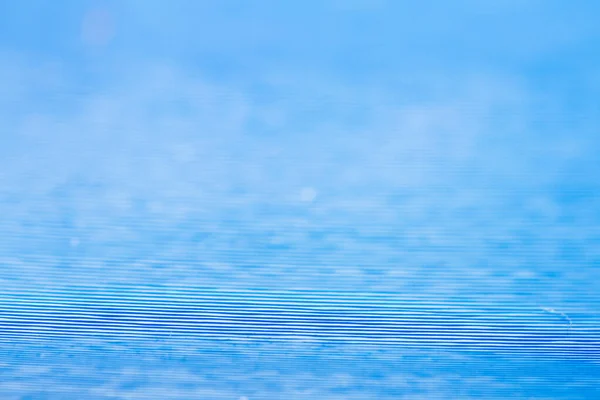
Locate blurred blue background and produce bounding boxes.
[1,1,600,399]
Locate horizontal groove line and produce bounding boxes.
[0,291,582,307]
[0,326,587,343]
[2,272,583,282]
[0,305,584,320]
[1,308,584,325]
[0,287,575,300]
[3,288,600,302]
[1,336,595,351]
[0,319,576,336]
[1,304,590,320]
[0,300,560,314]
[0,300,554,312]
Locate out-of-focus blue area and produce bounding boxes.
[1,1,600,399]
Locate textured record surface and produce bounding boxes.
[2,1,600,399]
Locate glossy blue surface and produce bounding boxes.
[1,1,600,398]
